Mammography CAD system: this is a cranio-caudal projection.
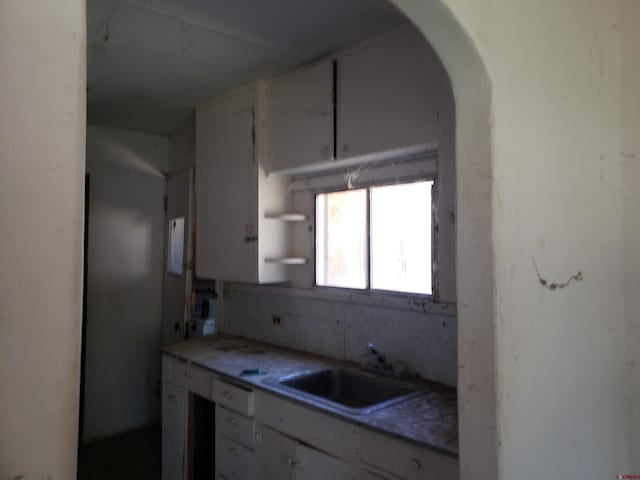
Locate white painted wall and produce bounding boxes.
[621,0,640,466]
[83,125,168,442]
[0,2,86,479]
[222,286,457,386]
[418,0,632,478]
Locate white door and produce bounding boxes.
[161,168,194,347]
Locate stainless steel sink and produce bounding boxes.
[276,368,424,415]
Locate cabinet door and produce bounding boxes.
[337,28,443,159]
[163,381,187,480]
[295,444,352,480]
[255,425,297,480]
[266,59,334,174]
[216,432,256,480]
[196,86,258,282]
[360,429,459,480]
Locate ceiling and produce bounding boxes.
[87,0,408,134]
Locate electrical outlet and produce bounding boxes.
[272,314,281,325]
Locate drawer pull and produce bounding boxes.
[184,370,193,378]
[227,416,237,427]
[412,458,422,470]
[287,456,297,468]
[168,394,177,404]
[223,390,233,399]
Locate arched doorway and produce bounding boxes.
[82,0,496,479]
[389,2,496,478]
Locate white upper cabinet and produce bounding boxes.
[265,59,335,174]
[265,26,446,175]
[336,27,442,159]
[196,83,292,284]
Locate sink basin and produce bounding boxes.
[277,368,424,415]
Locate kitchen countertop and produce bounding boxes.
[161,333,458,459]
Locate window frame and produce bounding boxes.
[312,175,439,301]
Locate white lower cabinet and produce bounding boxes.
[256,424,353,480]
[162,380,187,480]
[360,468,401,480]
[162,355,458,480]
[216,431,256,480]
[296,444,353,480]
[360,430,458,480]
[255,424,297,479]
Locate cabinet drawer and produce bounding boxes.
[360,430,458,480]
[296,444,353,480]
[168,360,212,399]
[255,391,358,463]
[216,405,255,448]
[216,433,256,480]
[360,468,400,480]
[212,378,254,416]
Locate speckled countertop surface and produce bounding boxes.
[161,333,458,459]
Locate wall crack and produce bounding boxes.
[532,256,583,291]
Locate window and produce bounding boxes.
[315,180,434,295]
[168,216,185,275]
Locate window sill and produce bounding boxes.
[225,282,457,317]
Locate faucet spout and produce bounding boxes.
[367,342,386,364]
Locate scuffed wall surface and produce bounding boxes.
[223,287,457,386]
[83,125,168,442]
[0,1,86,479]
[444,0,632,477]
[621,0,640,467]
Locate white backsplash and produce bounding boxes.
[221,286,457,387]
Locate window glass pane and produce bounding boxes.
[168,217,185,275]
[370,181,433,295]
[316,189,367,289]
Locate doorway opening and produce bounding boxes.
[79,0,494,478]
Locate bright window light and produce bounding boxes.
[315,180,433,295]
[315,189,367,289]
[370,181,433,295]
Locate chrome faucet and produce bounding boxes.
[367,342,386,364]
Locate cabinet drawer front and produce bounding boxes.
[169,360,212,399]
[212,378,254,416]
[216,405,255,448]
[254,391,358,463]
[296,444,353,480]
[360,430,458,480]
[216,433,256,480]
[359,468,400,480]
